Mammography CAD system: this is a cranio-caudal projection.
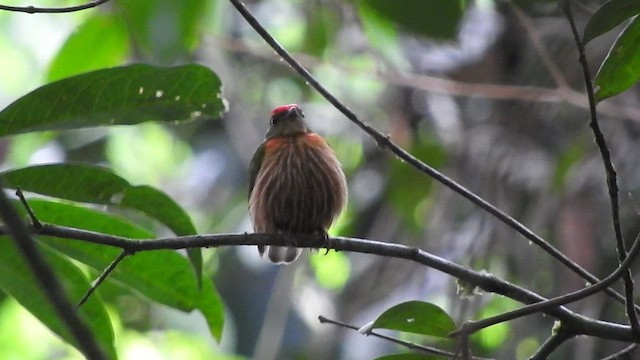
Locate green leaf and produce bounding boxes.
[372,301,456,338]
[357,0,466,41]
[375,354,441,360]
[116,0,207,63]
[4,164,129,204]
[0,237,116,359]
[47,14,129,82]
[0,63,226,136]
[19,199,224,340]
[583,0,640,44]
[120,185,202,286]
[2,163,202,285]
[28,192,222,339]
[197,276,225,341]
[594,16,640,102]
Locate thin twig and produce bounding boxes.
[318,315,494,360]
[0,186,106,359]
[450,232,640,338]
[528,324,575,360]
[15,188,42,229]
[561,0,640,333]
[7,221,639,343]
[225,0,638,312]
[600,343,638,359]
[76,249,130,308]
[0,0,110,14]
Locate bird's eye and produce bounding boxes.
[270,117,276,126]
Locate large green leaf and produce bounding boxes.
[371,301,456,338]
[357,0,466,41]
[21,199,224,340]
[2,163,203,285]
[0,237,116,359]
[47,14,130,82]
[583,0,640,44]
[594,16,640,102]
[0,64,225,136]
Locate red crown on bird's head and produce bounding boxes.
[271,104,300,117]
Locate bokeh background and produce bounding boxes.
[1,0,640,359]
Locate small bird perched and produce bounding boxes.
[249,104,348,264]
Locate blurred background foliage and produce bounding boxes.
[0,0,639,359]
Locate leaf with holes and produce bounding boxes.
[0,63,226,136]
[371,301,456,338]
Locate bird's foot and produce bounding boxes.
[316,228,332,255]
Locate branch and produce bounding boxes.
[225,0,638,313]
[76,249,130,308]
[561,0,640,333]
[16,187,41,229]
[318,315,494,360]
[600,344,638,359]
[0,187,106,359]
[8,221,640,343]
[528,324,575,360]
[0,0,110,14]
[450,232,640,338]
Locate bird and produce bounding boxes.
[248,104,348,264]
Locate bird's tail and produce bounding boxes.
[258,245,301,264]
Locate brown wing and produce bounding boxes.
[248,142,266,198]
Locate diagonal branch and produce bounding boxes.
[0,0,110,14]
[561,0,640,333]
[225,0,638,313]
[16,187,42,229]
[76,249,130,308]
[600,344,638,359]
[0,186,106,359]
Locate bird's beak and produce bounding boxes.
[286,107,298,119]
